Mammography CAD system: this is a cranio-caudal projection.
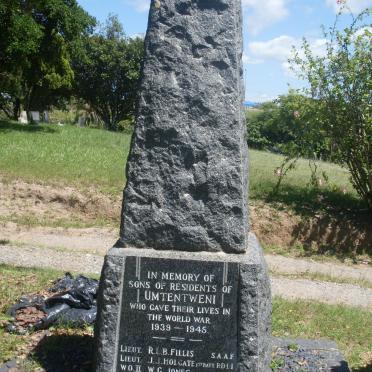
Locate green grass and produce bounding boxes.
[0,265,62,313]
[0,120,131,195]
[273,298,372,370]
[250,150,353,197]
[0,265,97,370]
[0,265,371,370]
[0,120,362,210]
[249,150,365,215]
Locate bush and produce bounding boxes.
[246,108,272,150]
[246,94,331,161]
[289,7,372,211]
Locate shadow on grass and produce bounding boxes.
[261,184,371,261]
[291,211,372,261]
[264,183,366,218]
[0,120,57,134]
[353,365,372,372]
[30,334,93,372]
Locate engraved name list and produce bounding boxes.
[116,257,239,372]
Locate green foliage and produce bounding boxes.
[73,15,144,131]
[289,8,372,211]
[249,9,372,212]
[0,120,132,194]
[0,0,95,116]
[118,117,135,134]
[246,105,275,150]
[246,93,333,161]
[270,357,285,370]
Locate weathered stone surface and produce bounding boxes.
[96,2,272,371]
[94,255,124,372]
[118,0,248,253]
[239,234,272,371]
[94,233,272,372]
[272,338,350,371]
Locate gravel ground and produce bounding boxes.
[0,224,116,256]
[1,225,371,282]
[0,244,104,274]
[272,277,372,308]
[1,243,371,309]
[266,255,372,282]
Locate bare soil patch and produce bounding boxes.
[0,177,121,224]
[0,178,370,262]
[251,200,371,262]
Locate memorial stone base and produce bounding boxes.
[94,233,271,372]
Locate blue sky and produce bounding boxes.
[77,0,371,102]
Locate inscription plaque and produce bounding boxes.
[116,257,239,372]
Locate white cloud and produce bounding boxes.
[242,0,289,35]
[354,26,372,38]
[248,35,297,62]
[124,0,149,12]
[306,38,328,58]
[242,52,263,65]
[325,0,372,13]
[245,35,327,74]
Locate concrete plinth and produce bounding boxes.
[94,233,271,372]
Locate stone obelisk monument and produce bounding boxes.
[95,0,271,371]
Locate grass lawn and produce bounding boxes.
[0,265,371,370]
[273,298,372,370]
[0,120,361,209]
[0,120,131,195]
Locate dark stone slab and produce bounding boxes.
[118,0,248,253]
[117,257,239,371]
[0,359,17,372]
[272,338,350,372]
[94,233,272,372]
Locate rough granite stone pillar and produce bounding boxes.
[118,0,248,253]
[95,1,272,371]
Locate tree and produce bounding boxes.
[73,15,144,131]
[246,102,278,150]
[246,93,332,160]
[289,7,372,211]
[0,0,95,118]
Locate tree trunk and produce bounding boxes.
[12,98,21,121]
[367,199,372,214]
[347,158,372,214]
